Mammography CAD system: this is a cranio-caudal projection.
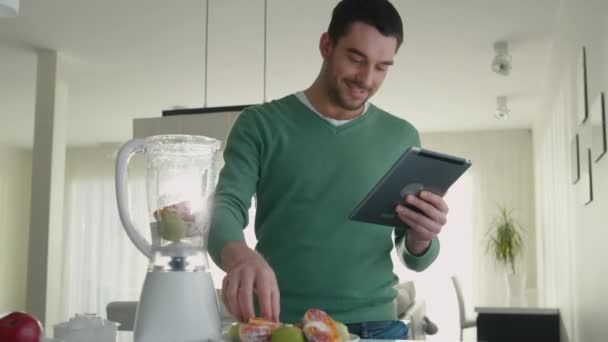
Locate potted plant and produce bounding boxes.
[485,205,526,303]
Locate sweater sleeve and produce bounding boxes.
[394,230,440,272]
[392,125,440,272]
[208,108,262,268]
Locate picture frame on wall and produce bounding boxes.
[581,148,594,205]
[591,92,607,162]
[571,133,580,184]
[577,46,589,125]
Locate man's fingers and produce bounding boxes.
[255,273,273,321]
[404,194,447,226]
[224,274,242,321]
[405,195,445,224]
[221,252,280,323]
[398,205,441,234]
[254,269,281,322]
[271,285,280,322]
[222,276,229,312]
[238,269,256,322]
[399,215,435,241]
[397,210,437,241]
[420,191,449,214]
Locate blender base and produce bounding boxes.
[133,271,221,342]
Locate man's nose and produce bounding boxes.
[355,65,374,89]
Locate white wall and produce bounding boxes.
[421,129,536,306]
[0,145,32,312]
[533,1,608,341]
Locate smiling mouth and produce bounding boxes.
[345,80,368,98]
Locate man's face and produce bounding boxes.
[322,22,398,111]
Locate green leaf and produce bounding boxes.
[485,204,525,272]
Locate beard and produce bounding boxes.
[323,61,373,112]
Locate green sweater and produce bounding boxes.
[208,94,439,324]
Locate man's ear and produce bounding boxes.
[319,32,333,60]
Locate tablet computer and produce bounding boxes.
[349,146,472,227]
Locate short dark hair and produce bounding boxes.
[328,0,404,50]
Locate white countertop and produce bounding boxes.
[111,332,427,342]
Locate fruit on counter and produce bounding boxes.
[335,322,350,342]
[271,325,305,342]
[248,317,282,330]
[239,323,272,342]
[302,309,341,342]
[228,323,241,342]
[0,311,43,342]
[153,201,196,242]
[228,310,351,342]
[239,317,282,342]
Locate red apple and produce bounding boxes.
[0,312,43,342]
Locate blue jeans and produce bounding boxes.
[345,320,409,340]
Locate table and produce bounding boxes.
[113,332,418,342]
[475,306,560,342]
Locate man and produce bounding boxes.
[208,0,449,339]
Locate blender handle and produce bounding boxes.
[115,138,153,258]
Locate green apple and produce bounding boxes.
[271,325,304,342]
[159,213,187,242]
[227,323,240,342]
[335,322,350,342]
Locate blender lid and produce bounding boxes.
[145,134,221,149]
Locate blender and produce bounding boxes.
[115,134,222,342]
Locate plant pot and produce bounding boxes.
[505,273,527,306]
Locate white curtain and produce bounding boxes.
[61,147,148,322]
[409,130,535,342]
[391,172,474,341]
[61,177,148,318]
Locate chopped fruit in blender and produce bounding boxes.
[157,212,187,241]
[153,201,196,241]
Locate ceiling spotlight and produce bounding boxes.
[0,0,19,17]
[491,41,512,76]
[495,96,509,119]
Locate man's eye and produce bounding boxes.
[349,56,364,64]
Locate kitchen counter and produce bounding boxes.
[112,331,421,342]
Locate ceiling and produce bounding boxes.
[0,0,561,147]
